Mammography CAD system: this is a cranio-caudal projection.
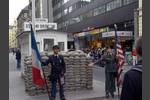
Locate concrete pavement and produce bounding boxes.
[9,53,120,100]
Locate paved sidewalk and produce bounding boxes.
[9,53,119,100]
[9,71,120,100]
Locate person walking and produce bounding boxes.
[15,48,21,70]
[120,37,142,100]
[42,45,66,100]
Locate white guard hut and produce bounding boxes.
[17,29,68,75]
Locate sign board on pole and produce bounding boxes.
[24,22,57,31]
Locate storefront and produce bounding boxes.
[101,31,134,51]
[74,27,108,49]
[74,27,133,49]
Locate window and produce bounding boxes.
[69,17,81,25]
[113,0,122,8]
[63,8,68,15]
[68,6,73,13]
[58,42,64,51]
[94,5,105,16]
[64,20,69,26]
[63,0,69,4]
[80,0,91,7]
[43,39,54,51]
[123,0,135,5]
[58,23,62,29]
[106,1,115,11]
[82,11,93,20]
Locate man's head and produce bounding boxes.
[106,46,112,53]
[135,36,142,58]
[52,45,60,54]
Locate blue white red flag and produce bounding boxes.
[31,24,44,87]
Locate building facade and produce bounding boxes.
[138,0,142,37]
[9,21,18,49]
[52,0,138,50]
[134,0,142,43]
[29,0,54,22]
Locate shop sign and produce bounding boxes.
[102,31,115,37]
[99,27,108,33]
[89,29,100,34]
[117,31,133,37]
[78,32,86,37]
[102,31,133,37]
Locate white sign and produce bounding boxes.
[35,18,48,23]
[117,31,133,37]
[24,22,57,31]
[102,31,133,37]
[78,32,86,37]
[102,31,115,37]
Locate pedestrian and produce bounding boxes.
[15,48,21,70]
[89,46,117,98]
[120,37,142,100]
[42,45,66,100]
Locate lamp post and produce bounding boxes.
[114,24,118,53]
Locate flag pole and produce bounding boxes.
[114,24,120,97]
[32,0,50,99]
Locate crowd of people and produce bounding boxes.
[82,45,138,66]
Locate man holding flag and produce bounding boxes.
[42,45,66,100]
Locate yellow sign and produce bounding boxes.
[90,29,100,35]
[99,27,108,33]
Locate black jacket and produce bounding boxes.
[42,55,66,81]
[16,50,21,60]
[120,60,142,100]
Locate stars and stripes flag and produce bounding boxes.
[31,24,45,87]
[116,42,125,86]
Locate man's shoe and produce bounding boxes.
[61,98,66,100]
[111,93,114,98]
[105,92,109,98]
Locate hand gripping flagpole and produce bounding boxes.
[114,24,120,97]
[32,0,50,99]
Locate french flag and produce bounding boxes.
[31,25,45,87]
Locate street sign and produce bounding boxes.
[24,22,57,31]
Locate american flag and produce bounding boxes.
[116,43,125,86]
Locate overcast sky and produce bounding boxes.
[9,0,29,25]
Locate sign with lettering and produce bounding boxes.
[102,31,133,37]
[24,22,57,31]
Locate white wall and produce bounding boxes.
[36,31,68,52]
[20,30,68,56]
[18,30,68,75]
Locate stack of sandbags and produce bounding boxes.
[23,51,93,96]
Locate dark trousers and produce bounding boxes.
[17,59,21,69]
[50,78,65,100]
[105,72,116,94]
